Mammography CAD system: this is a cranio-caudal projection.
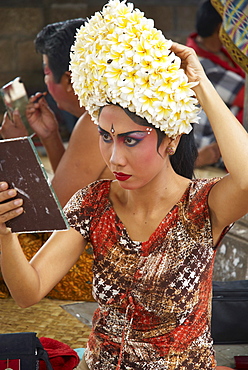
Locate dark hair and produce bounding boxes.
[196,0,222,37]
[34,18,87,83]
[101,105,197,179]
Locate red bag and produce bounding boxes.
[234,356,248,370]
[39,337,80,370]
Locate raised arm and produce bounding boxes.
[0,182,86,307]
[195,72,248,237]
[171,43,248,242]
[26,94,65,172]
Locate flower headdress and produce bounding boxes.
[70,0,200,137]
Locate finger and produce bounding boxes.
[0,182,9,191]
[0,189,17,204]
[2,111,14,125]
[0,191,23,218]
[0,184,23,215]
[0,201,23,224]
[171,42,196,57]
[29,92,44,103]
[12,109,21,124]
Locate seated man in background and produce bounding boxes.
[187,0,245,168]
[0,18,113,206]
[0,19,113,301]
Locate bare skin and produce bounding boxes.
[1,42,248,315]
[0,55,114,207]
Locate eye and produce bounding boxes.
[99,130,112,143]
[124,136,140,147]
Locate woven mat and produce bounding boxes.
[0,298,91,349]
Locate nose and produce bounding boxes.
[109,141,126,167]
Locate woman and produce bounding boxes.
[1,1,247,369]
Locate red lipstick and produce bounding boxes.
[113,172,131,181]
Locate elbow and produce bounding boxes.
[15,297,39,309]
[10,291,41,309]
[17,302,31,309]
[17,298,40,309]
[238,178,248,193]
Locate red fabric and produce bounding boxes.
[233,86,245,123]
[232,85,245,108]
[39,337,80,370]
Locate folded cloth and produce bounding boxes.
[39,337,80,370]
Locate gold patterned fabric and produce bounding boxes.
[63,179,231,369]
[211,0,248,73]
[0,233,94,301]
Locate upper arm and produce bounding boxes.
[208,174,248,244]
[30,227,87,298]
[51,112,109,206]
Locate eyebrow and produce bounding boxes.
[98,125,147,137]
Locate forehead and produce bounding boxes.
[99,105,147,132]
[42,54,48,65]
[42,55,52,73]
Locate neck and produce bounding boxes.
[116,165,187,214]
[73,105,86,118]
[196,34,222,54]
[196,33,235,67]
[110,166,190,242]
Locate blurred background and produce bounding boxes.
[0,0,199,118]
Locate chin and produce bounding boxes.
[117,180,146,191]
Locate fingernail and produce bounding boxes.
[14,199,22,206]
[8,189,16,196]
[15,207,23,214]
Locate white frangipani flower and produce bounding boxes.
[70,0,201,137]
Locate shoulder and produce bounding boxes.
[63,180,112,235]
[82,179,112,200]
[189,178,220,196]
[73,112,96,133]
[67,112,99,148]
[178,178,221,233]
[186,178,220,214]
[66,179,112,208]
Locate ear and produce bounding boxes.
[166,135,182,156]
[61,71,73,92]
[173,134,182,148]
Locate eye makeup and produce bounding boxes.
[98,126,150,147]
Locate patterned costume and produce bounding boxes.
[187,32,245,168]
[64,178,230,370]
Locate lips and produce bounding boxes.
[113,172,131,181]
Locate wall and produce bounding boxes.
[0,0,199,115]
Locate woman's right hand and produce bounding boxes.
[0,182,23,236]
[170,42,207,86]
